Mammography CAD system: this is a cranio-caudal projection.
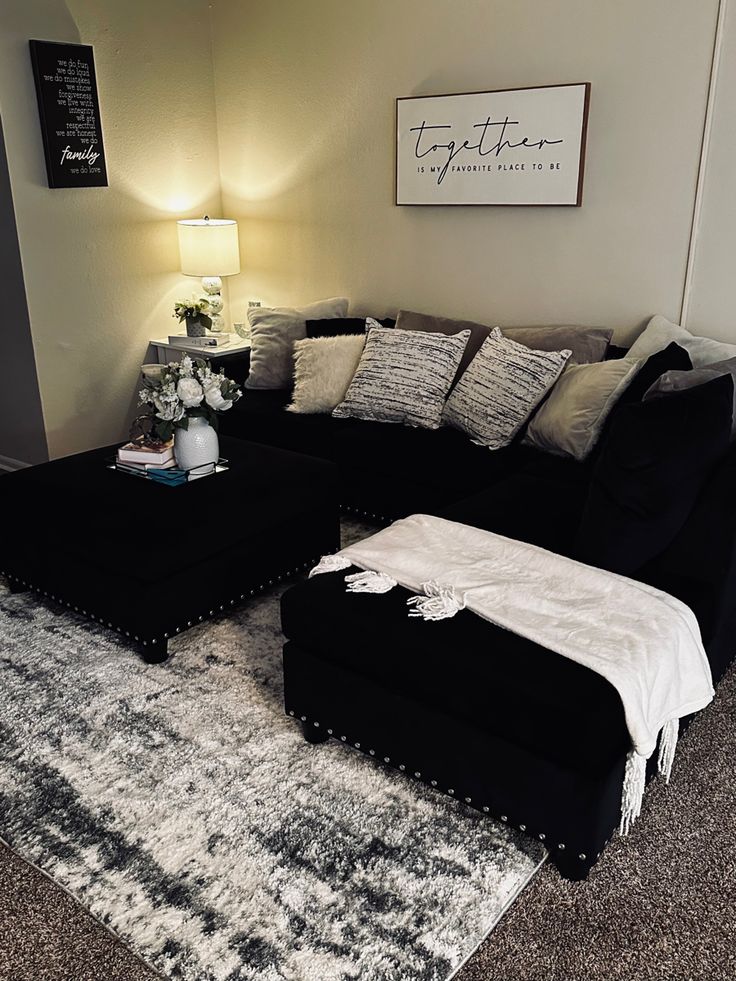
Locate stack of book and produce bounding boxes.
[168,334,231,349]
[116,440,175,475]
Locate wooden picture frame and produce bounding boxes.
[396,82,590,207]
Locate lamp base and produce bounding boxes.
[201,276,225,332]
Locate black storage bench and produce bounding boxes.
[0,437,339,662]
[281,565,632,880]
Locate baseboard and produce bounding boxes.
[0,454,31,472]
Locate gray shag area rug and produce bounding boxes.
[0,522,545,981]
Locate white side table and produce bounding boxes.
[148,334,251,386]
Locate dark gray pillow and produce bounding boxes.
[645,356,736,438]
[333,325,470,429]
[395,310,491,384]
[502,325,613,364]
[396,310,613,383]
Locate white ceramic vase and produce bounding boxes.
[174,417,219,473]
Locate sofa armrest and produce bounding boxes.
[640,443,736,676]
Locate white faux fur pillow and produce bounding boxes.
[287,334,366,414]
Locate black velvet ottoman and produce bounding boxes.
[281,566,633,880]
[0,437,339,662]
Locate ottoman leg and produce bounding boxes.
[301,721,330,745]
[554,852,592,881]
[142,640,169,664]
[8,580,28,594]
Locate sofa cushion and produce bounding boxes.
[395,309,492,383]
[281,570,629,773]
[503,325,613,364]
[333,325,470,429]
[618,342,692,406]
[645,355,736,438]
[441,469,587,555]
[306,317,395,337]
[443,327,570,449]
[330,419,529,496]
[219,388,361,459]
[575,375,734,575]
[246,297,349,390]
[397,310,613,385]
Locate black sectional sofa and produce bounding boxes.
[220,346,736,879]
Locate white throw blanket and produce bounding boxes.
[311,514,714,833]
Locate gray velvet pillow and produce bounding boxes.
[397,310,613,384]
[333,325,470,429]
[246,297,349,390]
[503,325,613,365]
[645,356,736,437]
[525,358,640,461]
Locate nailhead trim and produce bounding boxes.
[0,553,321,649]
[284,709,602,867]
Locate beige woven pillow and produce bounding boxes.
[525,358,640,461]
[287,334,366,414]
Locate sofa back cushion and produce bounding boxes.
[502,325,613,364]
[443,328,570,450]
[395,310,492,384]
[574,375,734,576]
[615,342,692,406]
[306,317,395,337]
[645,356,736,438]
[333,325,470,429]
[246,297,349,390]
[397,310,613,385]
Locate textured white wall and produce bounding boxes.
[4,0,736,465]
[210,0,719,345]
[0,0,221,458]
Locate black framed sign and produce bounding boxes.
[29,39,108,189]
[396,83,590,206]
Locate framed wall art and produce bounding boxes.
[396,82,590,207]
[29,39,108,189]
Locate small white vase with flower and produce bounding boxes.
[137,355,241,473]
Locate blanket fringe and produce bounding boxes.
[407,581,467,621]
[620,750,647,836]
[345,570,397,594]
[619,719,680,835]
[309,554,352,578]
[657,717,679,783]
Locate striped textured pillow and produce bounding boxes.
[443,327,571,449]
[333,323,470,429]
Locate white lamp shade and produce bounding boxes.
[177,218,241,277]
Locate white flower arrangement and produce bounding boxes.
[138,355,242,442]
[173,297,212,329]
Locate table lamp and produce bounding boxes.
[177,216,241,332]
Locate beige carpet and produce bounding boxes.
[1,660,734,981]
